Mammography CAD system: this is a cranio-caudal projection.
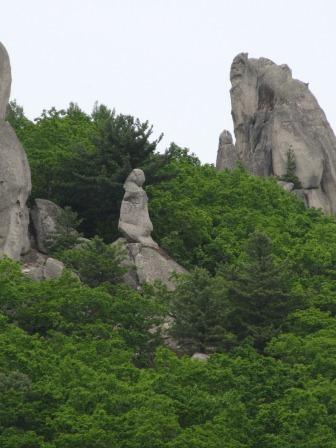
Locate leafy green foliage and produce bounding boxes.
[46,206,83,254]
[170,233,301,352]
[169,268,234,353]
[6,100,336,446]
[224,232,300,349]
[59,236,127,288]
[8,102,166,241]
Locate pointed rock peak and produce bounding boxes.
[219,129,233,144]
[0,42,11,120]
[216,129,238,170]
[228,52,336,214]
[0,43,31,259]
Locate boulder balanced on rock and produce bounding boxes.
[118,168,158,248]
[117,169,186,290]
[0,42,31,259]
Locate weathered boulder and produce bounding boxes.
[120,239,187,290]
[0,42,31,260]
[117,169,187,290]
[118,169,158,248]
[216,130,238,170]
[228,52,336,214]
[30,199,61,254]
[277,180,294,192]
[43,257,64,279]
[191,352,209,362]
[21,250,64,280]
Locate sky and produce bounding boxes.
[2,0,336,163]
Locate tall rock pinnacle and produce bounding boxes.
[118,168,158,248]
[0,43,11,120]
[0,42,31,259]
[117,168,186,289]
[218,52,336,214]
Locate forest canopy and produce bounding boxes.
[3,102,336,447]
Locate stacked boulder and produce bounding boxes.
[117,168,186,290]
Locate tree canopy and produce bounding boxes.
[4,101,336,446]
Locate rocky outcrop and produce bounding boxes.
[221,52,336,214]
[30,199,62,254]
[0,42,31,259]
[216,130,238,170]
[117,169,186,289]
[0,43,11,120]
[118,238,187,290]
[118,169,158,248]
[21,250,64,281]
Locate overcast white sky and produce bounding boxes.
[2,0,336,163]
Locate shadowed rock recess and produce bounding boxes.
[217,52,336,214]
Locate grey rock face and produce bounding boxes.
[229,52,336,214]
[123,242,187,290]
[216,130,238,170]
[0,121,31,259]
[0,43,31,260]
[0,42,11,120]
[118,169,158,248]
[30,199,61,254]
[21,250,64,281]
[43,257,64,279]
[277,180,294,192]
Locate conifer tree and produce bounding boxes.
[280,146,302,188]
[226,232,298,349]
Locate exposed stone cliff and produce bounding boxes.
[0,42,31,259]
[217,52,336,214]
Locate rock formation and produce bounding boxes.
[30,199,62,254]
[117,169,186,289]
[216,130,238,170]
[0,43,11,120]
[217,52,336,214]
[118,168,158,248]
[22,252,64,281]
[0,42,31,259]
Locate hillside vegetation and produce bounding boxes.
[2,103,336,447]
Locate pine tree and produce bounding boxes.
[280,146,302,189]
[170,268,235,353]
[226,232,298,350]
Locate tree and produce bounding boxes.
[58,236,127,288]
[279,146,302,188]
[56,109,164,240]
[225,232,299,349]
[170,268,235,353]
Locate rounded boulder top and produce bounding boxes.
[124,168,146,188]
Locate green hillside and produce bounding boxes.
[2,103,336,447]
